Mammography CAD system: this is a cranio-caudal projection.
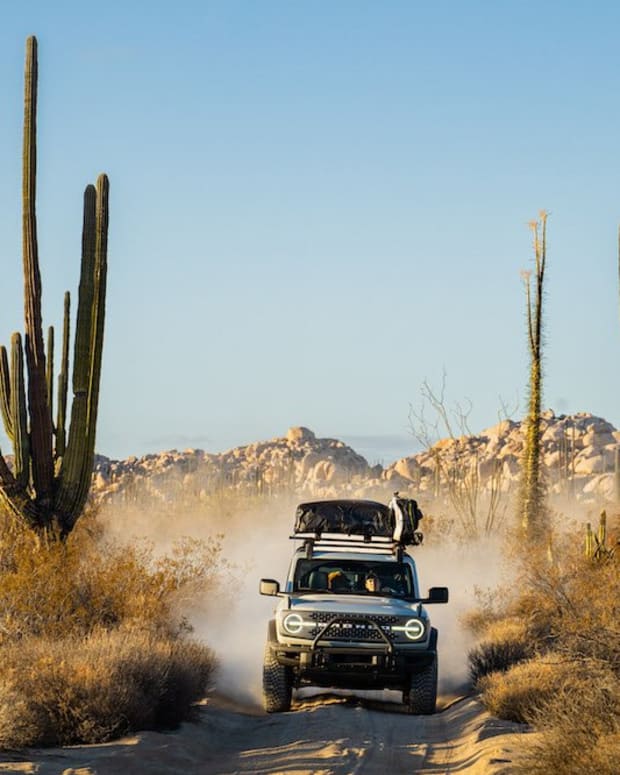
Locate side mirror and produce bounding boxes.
[422,586,449,604]
[260,578,281,596]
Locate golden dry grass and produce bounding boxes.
[0,627,214,747]
[0,516,223,641]
[466,531,619,772]
[0,513,219,748]
[468,616,535,685]
[514,663,620,775]
[478,654,575,722]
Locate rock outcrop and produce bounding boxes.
[384,411,620,504]
[91,413,620,508]
[92,426,378,506]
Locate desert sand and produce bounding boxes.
[0,692,528,774]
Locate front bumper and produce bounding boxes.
[269,621,436,691]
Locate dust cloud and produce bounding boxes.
[190,501,296,708]
[414,538,506,694]
[98,494,507,707]
[98,495,297,707]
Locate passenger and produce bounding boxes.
[364,571,381,593]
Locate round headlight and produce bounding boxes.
[282,613,304,634]
[403,618,425,640]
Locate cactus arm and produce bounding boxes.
[87,174,109,438]
[22,35,54,505]
[46,325,54,430]
[0,334,37,527]
[74,174,109,522]
[0,346,13,441]
[10,333,30,488]
[55,291,70,459]
[58,177,108,530]
[54,184,98,524]
[73,185,96,400]
[0,454,40,528]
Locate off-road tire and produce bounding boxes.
[404,655,437,715]
[262,642,292,713]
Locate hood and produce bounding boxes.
[288,593,421,618]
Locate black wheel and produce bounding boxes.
[404,655,437,715]
[262,642,292,713]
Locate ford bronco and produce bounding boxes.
[259,497,449,714]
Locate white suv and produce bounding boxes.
[260,498,448,714]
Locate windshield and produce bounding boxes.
[293,559,414,597]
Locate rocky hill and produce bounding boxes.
[92,412,620,509]
[387,410,620,504]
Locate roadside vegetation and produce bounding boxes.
[466,526,620,775]
[0,37,222,750]
[1,33,618,766]
[0,511,219,748]
[463,212,619,773]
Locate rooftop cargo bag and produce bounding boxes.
[294,500,393,538]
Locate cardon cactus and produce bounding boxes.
[0,37,109,535]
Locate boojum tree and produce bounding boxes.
[0,37,109,537]
[519,212,548,540]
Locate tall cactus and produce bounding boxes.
[0,36,109,536]
[518,212,548,540]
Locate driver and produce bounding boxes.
[328,570,349,591]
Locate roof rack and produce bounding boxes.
[290,532,405,560]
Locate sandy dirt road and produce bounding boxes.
[0,693,527,775]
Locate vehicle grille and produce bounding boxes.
[308,612,400,642]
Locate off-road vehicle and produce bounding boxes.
[259,496,448,714]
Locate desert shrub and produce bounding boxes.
[545,557,619,670]
[0,627,215,747]
[507,541,620,679]
[513,664,620,775]
[467,532,619,680]
[478,654,577,722]
[0,516,223,642]
[460,586,508,636]
[466,528,619,771]
[468,617,535,685]
[0,514,222,747]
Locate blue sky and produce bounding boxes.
[1,1,619,463]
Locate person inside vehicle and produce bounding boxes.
[364,571,381,593]
[328,570,349,591]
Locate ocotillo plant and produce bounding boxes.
[0,36,109,536]
[519,213,548,540]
